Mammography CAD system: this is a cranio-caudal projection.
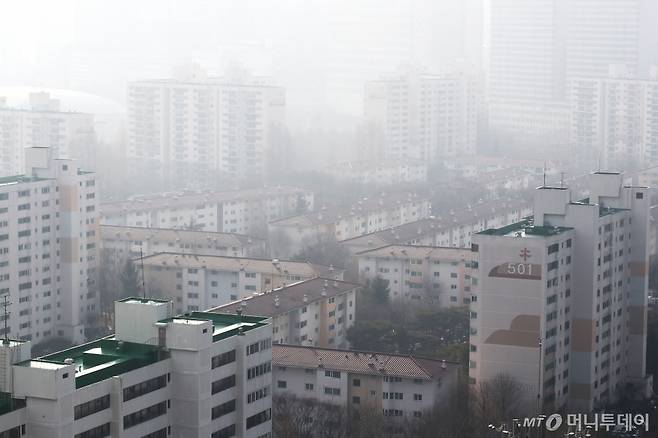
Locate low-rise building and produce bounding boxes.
[341,198,532,254]
[142,253,343,314]
[269,192,431,257]
[322,160,428,186]
[213,278,361,349]
[356,245,472,306]
[101,224,267,272]
[0,297,273,438]
[101,186,314,236]
[272,344,459,420]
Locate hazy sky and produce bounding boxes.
[0,0,485,113]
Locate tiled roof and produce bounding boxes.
[100,225,264,247]
[355,244,471,260]
[140,253,341,278]
[273,344,456,380]
[211,277,360,317]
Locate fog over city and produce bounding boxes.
[0,1,658,437]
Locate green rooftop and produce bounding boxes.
[162,311,268,342]
[0,174,48,186]
[20,337,168,389]
[478,218,573,237]
[16,309,268,389]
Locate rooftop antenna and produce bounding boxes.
[560,172,565,188]
[1,295,9,345]
[140,245,146,299]
[543,161,547,187]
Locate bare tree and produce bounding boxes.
[471,373,524,434]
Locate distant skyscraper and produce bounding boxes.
[569,66,658,169]
[0,92,96,176]
[364,71,479,162]
[488,0,658,154]
[323,0,484,115]
[127,65,286,190]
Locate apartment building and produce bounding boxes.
[356,245,472,307]
[101,186,313,236]
[340,198,532,255]
[0,147,99,344]
[0,92,97,176]
[364,71,478,162]
[0,297,273,438]
[322,160,428,186]
[268,192,431,257]
[470,172,651,413]
[570,67,658,169]
[142,253,343,314]
[214,278,361,349]
[272,344,459,421]
[127,65,285,188]
[100,224,267,271]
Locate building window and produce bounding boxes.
[211,400,236,420]
[277,380,287,389]
[305,383,314,391]
[123,401,167,429]
[123,375,167,401]
[141,428,168,438]
[74,423,110,438]
[212,350,236,369]
[353,378,361,387]
[211,424,236,438]
[246,409,271,430]
[74,394,110,420]
[352,396,361,404]
[212,375,236,395]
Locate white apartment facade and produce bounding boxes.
[570,67,658,169]
[0,297,273,438]
[0,92,96,176]
[214,278,361,349]
[364,71,478,162]
[0,148,99,344]
[470,173,651,413]
[269,193,431,257]
[340,199,532,255]
[100,224,267,271]
[142,253,343,314]
[101,186,313,236]
[127,66,286,189]
[272,344,459,421]
[357,245,472,307]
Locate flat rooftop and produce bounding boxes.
[20,337,167,389]
[478,218,573,238]
[161,311,268,343]
[19,312,267,388]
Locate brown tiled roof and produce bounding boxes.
[272,344,456,380]
[210,277,361,317]
[100,225,264,247]
[140,253,342,278]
